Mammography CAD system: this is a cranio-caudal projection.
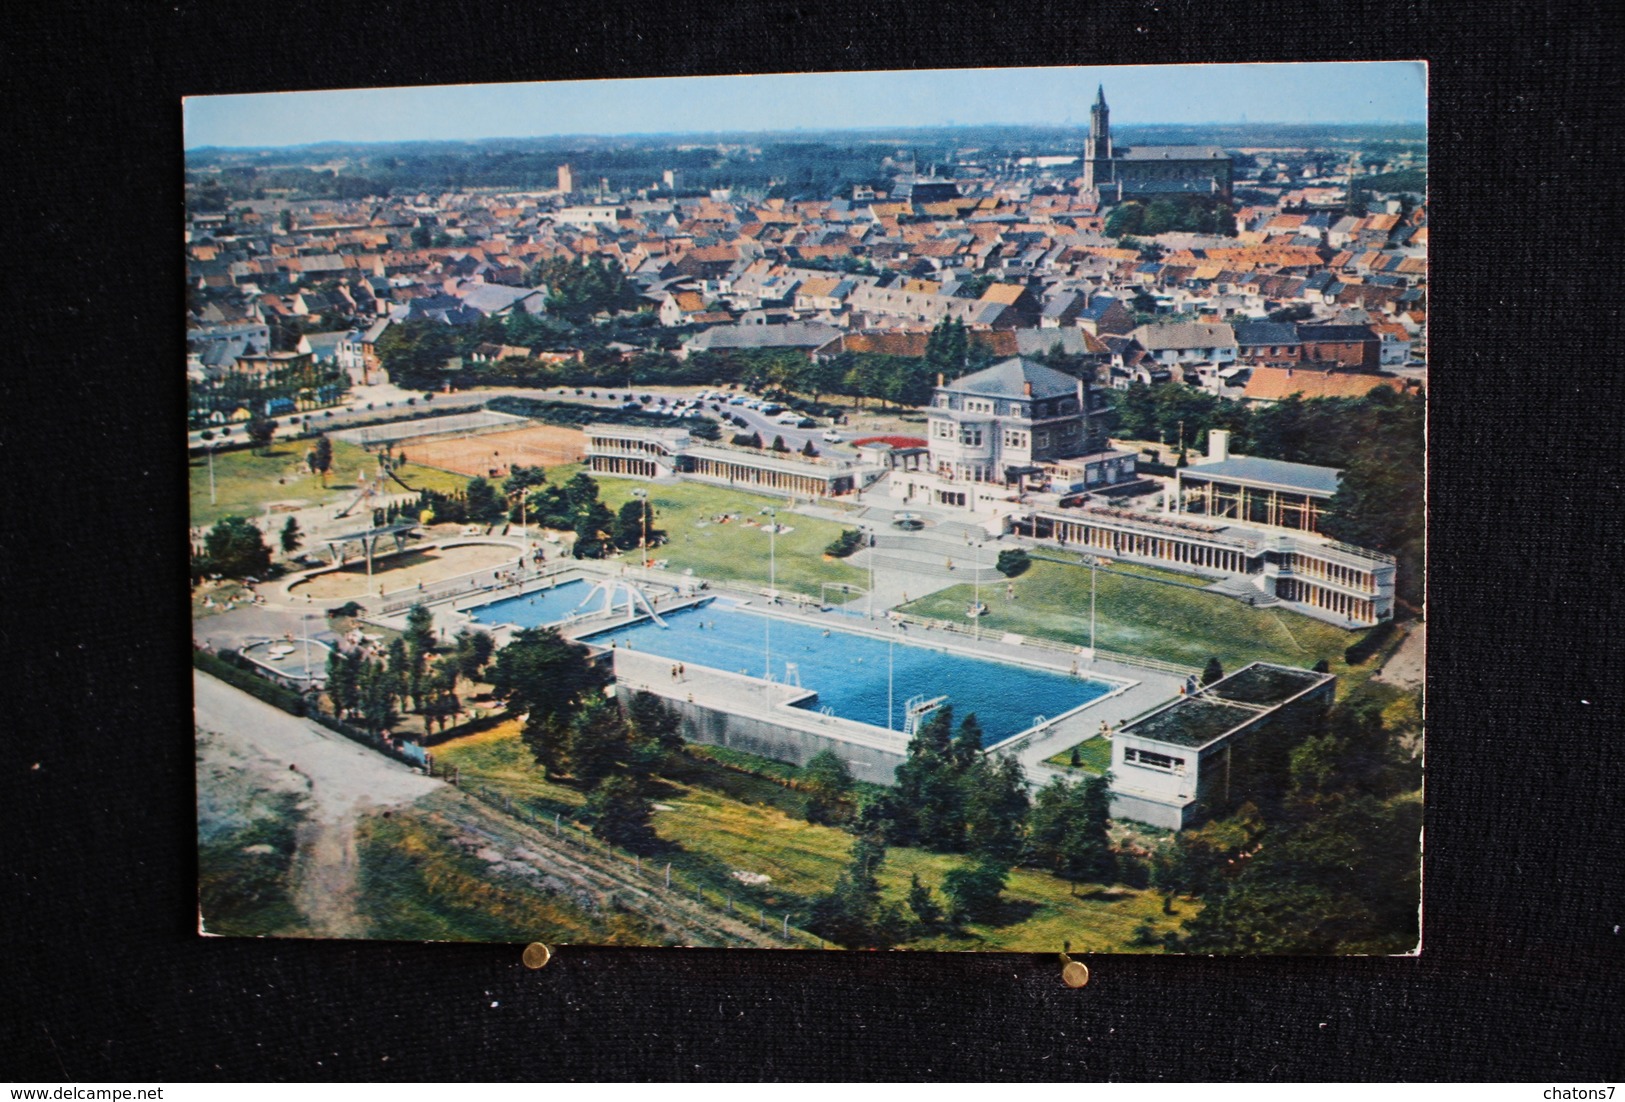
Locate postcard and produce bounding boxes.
[188,61,1425,953]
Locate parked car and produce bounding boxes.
[821,429,845,443]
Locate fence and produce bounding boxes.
[433,767,824,950]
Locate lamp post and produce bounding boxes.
[887,624,895,731]
[861,524,875,620]
[632,488,649,567]
[973,537,982,642]
[760,506,776,692]
[207,439,218,506]
[1089,556,1101,660]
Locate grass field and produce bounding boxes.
[354,797,661,944]
[902,558,1361,674]
[190,438,471,527]
[1046,736,1115,774]
[592,476,867,597]
[433,723,1191,952]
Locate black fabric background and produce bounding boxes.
[5,0,1622,1081]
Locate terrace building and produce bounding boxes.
[1109,662,1335,829]
[584,424,870,498]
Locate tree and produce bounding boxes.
[567,697,633,789]
[942,859,1009,925]
[310,435,333,486]
[906,873,943,930]
[690,418,722,442]
[612,498,659,552]
[245,416,276,454]
[464,477,504,525]
[771,434,790,453]
[279,515,303,554]
[802,749,855,826]
[994,548,1030,577]
[808,836,905,949]
[800,439,819,458]
[626,690,684,753]
[1201,657,1225,686]
[452,627,495,681]
[324,648,361,719]
[488,627,608,774]
[585,774,657,851]
[960,753,1028,863]
[404,603,436,669]
[1027,774,1115,889]
[202,517,271,579]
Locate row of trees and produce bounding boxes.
[1104,195,1239,240]
[324,604,495,736]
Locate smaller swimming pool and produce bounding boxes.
[465,579,593,628]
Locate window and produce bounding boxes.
[1124,748,1186,772]
[1035,432,1051,449]
[932,420,954,439]
[1003,429,1028,449]
[959,427,983,447]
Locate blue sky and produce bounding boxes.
[184,62,1425,149]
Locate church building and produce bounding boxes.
[1081,86,1234,203]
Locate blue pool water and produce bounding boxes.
[584,602,1113,745]
[466,579,593,628]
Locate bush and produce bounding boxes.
[327,601,364,618]
[1344,621,1396,666]
[825,528,864,558]
[995,548,1030,577]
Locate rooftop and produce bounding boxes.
[1119,662,1331,749]
[1179,455,1342,496]
[940,357,1082,400]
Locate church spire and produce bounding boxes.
[1095,84,1106,108]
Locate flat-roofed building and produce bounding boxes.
[1109,662,1335,829]
[584,423,869,498]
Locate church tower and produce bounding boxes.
[1082,85,1114,193]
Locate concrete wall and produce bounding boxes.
[612,685,905,786]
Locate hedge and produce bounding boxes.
[193,649,306,716]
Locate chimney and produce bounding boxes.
[1209,428,1231,462]
[1023,381,1032,396]
[937,372,944,387]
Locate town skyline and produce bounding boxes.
[185,62,1426,150]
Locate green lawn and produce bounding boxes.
[190,439,477,527]
[1046,736,1115,774]
[354,798,663,945]
[902,558,1361,674]
[593,476,866,598]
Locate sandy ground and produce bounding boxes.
[397,424,586,478]
[1374,620,1425,689]
[194,669,439,937]
[288,543,521,600]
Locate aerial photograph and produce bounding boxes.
[187,61,1426,954]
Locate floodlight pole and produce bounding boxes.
[974,538,982,642]
[207,441,217,505]
[762,506,776,694]
[1090,556,1098,659]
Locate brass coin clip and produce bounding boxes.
[1058,948,1089,988]
[521,941,553,970]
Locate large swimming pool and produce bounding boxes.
[583,601,1113,745]
[465,579,593,628]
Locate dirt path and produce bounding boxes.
[195,671,438,938]
[1374,621,1425,689]
[195,670,788,946]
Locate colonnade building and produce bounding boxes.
[585,423,863,498]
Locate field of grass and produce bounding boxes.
[593,476,866,597]
[902,558,1361,674]
[190,438,475,527]
[196,788,305,937]
[438,724,1190,951]
[354,799,661,944]
[1046,736,1115,775]
[430,721,588,814]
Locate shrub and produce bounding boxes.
[995,548,1030,577]
[825,528,864,558]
